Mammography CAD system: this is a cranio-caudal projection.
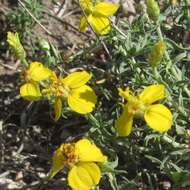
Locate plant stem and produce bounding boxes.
[157,26,190,98]
[162,134,189,149]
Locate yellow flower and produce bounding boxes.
[115,84,173,136]
[20,62,52,101]
[79,0,119,35]
[49,139,107,190]
[7,32,26,61]
[42,71,97,121]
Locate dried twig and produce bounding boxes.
[43,10,92,39]
[56,0,68,17]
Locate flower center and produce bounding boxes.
[20,69,30,82]
[128,99,146,117]
[60,143,78,167]
[52,78,70,98]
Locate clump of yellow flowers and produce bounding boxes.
[7,26,175,190]
[49,139,107,190]
[115,84,173,136]
[7,32,97,121]
[79,0,119,35]
[20,65,97,121]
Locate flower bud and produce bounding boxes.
[7,32,26,62]
[39,39,50,51]
[146,0,160,21]
[148,40,166,67]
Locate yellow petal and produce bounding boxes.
[144,104,173,132]
[54,98,62,121]
[62,71,91,89]
[20,82,41,101]
[68,165,90,190]
[139,84,165,105]
[68,162,101,190]
[80,0,92,12]
[88,15,110,35]
[118,87,135,101]
[50,70,58,81]
[48,144,65,178]
[115,105,134,136]
[94,2,119,16]
[75,139,107,162]
[67,85,97,114]
[79,16,88,32]
[79,162,101,185]
[28,61,51,82]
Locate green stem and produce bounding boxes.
[153,66,159,80]
[162,134,189,149]
[87,114,100,128]
[21,58,28,66]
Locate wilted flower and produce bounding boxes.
[42,71,97,121]
[115,84,173,136]
[79,0,119,35]
[49,139,107,190]
[20,62,52,101]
